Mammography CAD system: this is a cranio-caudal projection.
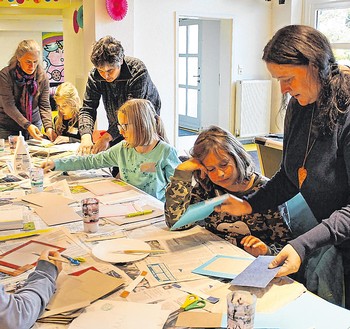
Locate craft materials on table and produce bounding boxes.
[172,283,220,304]
[91,238,151,263]
[32,252,70,264]
[114,249,165,254]
[125,209,153,217]
[170,194,229,230]
[178,294,206,312]
[230,255,280,289]
[192,254,254,279]
[0,228,53,241]
[227,290,257,329]
[120,270,148,298]
[0,240,65,276]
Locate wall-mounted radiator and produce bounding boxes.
[235,80,272,138]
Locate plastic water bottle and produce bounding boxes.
[13,131,31,175]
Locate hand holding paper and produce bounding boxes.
[170,194,229,230]
[230,256,281,288]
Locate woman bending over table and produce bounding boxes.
[0,40,54,140]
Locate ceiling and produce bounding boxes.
[0,0,80,9]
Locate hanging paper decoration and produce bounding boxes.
[77,5,83,28]
[106,0,128,21]
[7,0,59,3]
[73,9,79,33]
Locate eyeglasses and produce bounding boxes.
[117,123,131,131]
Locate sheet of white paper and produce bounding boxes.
[99,203,136,218]
[98,190,142,204]
[68,300,170,329]
[82,181,126,196]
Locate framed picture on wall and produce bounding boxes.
[42,32,64,84]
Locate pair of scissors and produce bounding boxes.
[61,254,81,266]
[179,294,206,312]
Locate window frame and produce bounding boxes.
[304,0,350,50]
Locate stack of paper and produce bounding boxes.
[21,192,81,226]
[38,269,125,325]
[0,207,23,230]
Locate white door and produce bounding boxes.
[178,19,202,131]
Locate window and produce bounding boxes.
[305,1,350,65]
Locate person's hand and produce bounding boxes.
[53,136,70,145]
[39,250,63,273]
[27,124,43,140]
[214,194,252,216]
[176,158,207,179]
[78,134,94,155]
[45,128,56,142]
[40,159,55,173]
[241,235,268,257]
[92,132,112,154]
[268,244,302,277]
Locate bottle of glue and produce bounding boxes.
[13,131,31,176]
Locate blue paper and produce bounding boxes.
[192,254,254,279]
[170,194,229,230]
[255,292,350,329]
[230,255,280,288]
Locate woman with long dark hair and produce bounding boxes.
[217,25,350,308]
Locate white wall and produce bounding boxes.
[0,31,43,68]
[268,0,303,133]
[0,19,62,70]
[131,0,272,144]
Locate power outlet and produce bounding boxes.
[238,65,243,75]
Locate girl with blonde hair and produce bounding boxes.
[42,99,180,201]
[53,82,81,144]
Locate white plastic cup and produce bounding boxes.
[81,198,99,233]
[29,167,44,193]
[227,290,256,329]
[8,135,17,151]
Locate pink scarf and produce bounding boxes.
[15,64,38,122]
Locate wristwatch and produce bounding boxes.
[24,122,31,129]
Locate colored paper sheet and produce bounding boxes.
[192,254,254,279]
[170,194,229,230]
[230,255,280,288]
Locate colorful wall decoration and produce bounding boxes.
[106,0,128,21]
[42,32,64,84]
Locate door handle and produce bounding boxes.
[193,75,200,77]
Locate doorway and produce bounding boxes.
[178,18,202,132]
[176,15,233,145]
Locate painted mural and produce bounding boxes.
[42,32,64,84]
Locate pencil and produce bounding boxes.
[122,249,166,254]
[32,252,69,264]
[125,209,154,218]
[47,256,70,264]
